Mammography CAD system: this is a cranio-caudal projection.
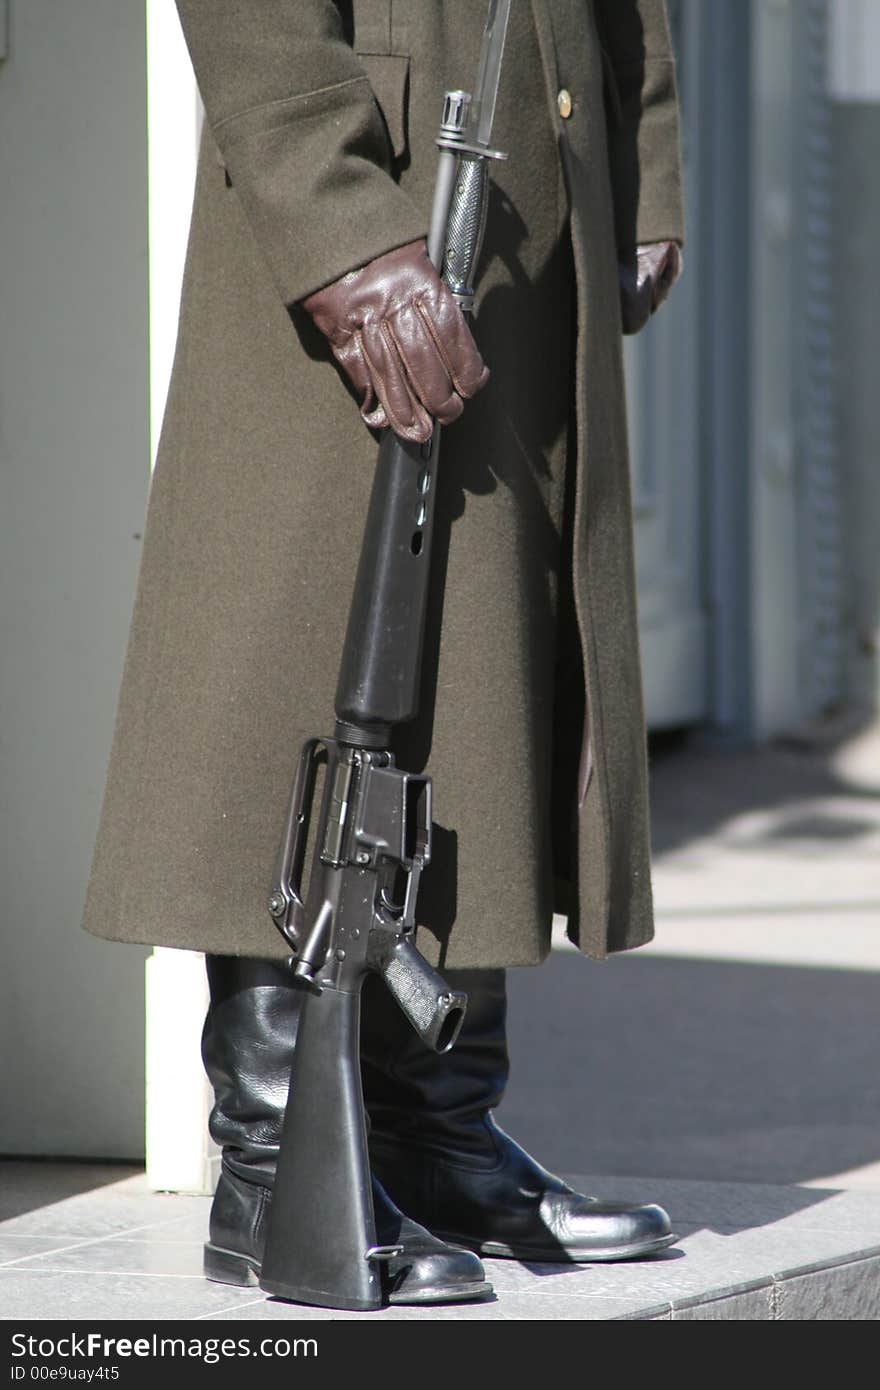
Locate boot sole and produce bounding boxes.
[204,1243,262,1287]
[430,1230,680,1263]
[203,1243,493,1305]
[387,1281,493,1305]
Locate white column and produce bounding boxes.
[147,0,202,461]
[748,0,801,737]
[146,949,219,1193]
[829,0,880,101]
[144,0,216,1194]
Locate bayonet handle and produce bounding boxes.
[442,155,490,311]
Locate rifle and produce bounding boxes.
[259,0,512,1311]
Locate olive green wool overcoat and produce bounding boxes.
[83,0,683,967]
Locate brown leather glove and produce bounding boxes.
[619,240,682,335]
[302,239,489,444]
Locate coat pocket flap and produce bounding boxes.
[357,53,410,160]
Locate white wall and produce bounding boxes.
[0,2,151,1156]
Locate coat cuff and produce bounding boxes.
[605,58,685,251]
[213,77,428,305]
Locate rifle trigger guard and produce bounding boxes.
[267,736,327,951]
[365,1245,406,1261]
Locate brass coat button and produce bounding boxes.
[557,88,573,119]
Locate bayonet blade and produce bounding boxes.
[467,0,512,148]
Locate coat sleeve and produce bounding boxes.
[593,0,685,251]
[174,0,427,305]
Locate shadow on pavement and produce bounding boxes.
[648,718,880,857]
[0,1158,139,1221]
[500,950,880,1205]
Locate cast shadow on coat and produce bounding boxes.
[400,192,586,956]
[287,186,585,958]
[334,0,354,47]
[395,184,581,747]
[412,823,458,965]
[594,0,646,257]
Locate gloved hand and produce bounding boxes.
[302,239,489,444]
[618,240,682,335]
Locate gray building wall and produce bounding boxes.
[636,0,877,743]
[0,2,150,1157]
[832,100,880,711]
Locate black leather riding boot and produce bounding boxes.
[201,955,491,1304]
[362,967,676,1262]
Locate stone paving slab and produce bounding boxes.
[2,1167,879,1320]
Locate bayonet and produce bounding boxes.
[469,0,513,148]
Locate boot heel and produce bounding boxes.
[204,1242,261,1287]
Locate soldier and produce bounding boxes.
[83,0,684,1305]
